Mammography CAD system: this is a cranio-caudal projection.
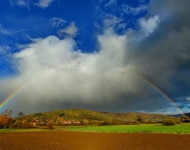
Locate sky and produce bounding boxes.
[0,0,190,115]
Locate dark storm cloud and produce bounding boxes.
[130,0,190,91]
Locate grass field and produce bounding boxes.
[63,123,190,134]
[1,123,190,134]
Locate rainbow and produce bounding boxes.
[0,85,26,110]
[0,73,184,115]
[136,75,184,115]
[0,77,38,110]
[0,73,51,110]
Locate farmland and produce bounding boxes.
[1,131,190,150]
[1,121,190,150]
[63,123,190,134]
[1,109,190,149]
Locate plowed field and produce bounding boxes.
[0,131,190,150]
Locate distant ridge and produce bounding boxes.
[24,108,176,124]
[171,112,190,118]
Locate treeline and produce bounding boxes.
[0,110,31,129]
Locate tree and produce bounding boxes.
[17,111,24,118]
[82,119,89,125]
[0,110,12,128]
[137,116,144,123]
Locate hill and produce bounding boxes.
[21,108,176,126]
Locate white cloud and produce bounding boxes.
[0,46,10,54]
[0,30,143,113]
[121,5,147,15]
[124,15,160,43]
[0,24,11,35]
[10,0,55,8]
[13,31,128,78]
[105,0,117,7]
[57,22,78,38]
[98,0,117,6]
[103,15,122,28]
[51,17,66,28]
[9,0,30,7]
[154,107,182,115]
[139,15,160,36]
[101,14,128,32]
[0,47,6,55]
[36,0,55,8]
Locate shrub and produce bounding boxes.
[82,119,89,125]
[162,119,176,126]
[46,124,54,130]
[99,120,113,126]
[11,119,30,129]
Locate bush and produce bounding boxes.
[11,119,30,129]
[82,119,89,125]
[46,124,54,130]
[99,120,112,126]
[162,119,176,126]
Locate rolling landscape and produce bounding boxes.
[1,108,190,150]
[1,0,190,149]
[0,108,182,128]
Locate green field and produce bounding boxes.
[63,124,190,134]
[1,124,190,134]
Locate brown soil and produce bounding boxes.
[0,131,190,150]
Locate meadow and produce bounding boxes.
[1,123,190,134]
[63,123,190,134]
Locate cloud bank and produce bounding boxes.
[1,0,190,114]
[1,30,141,113]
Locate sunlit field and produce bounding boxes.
[1,123,190,134]
[61,124,190,134]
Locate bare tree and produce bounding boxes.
[17,111,24,118]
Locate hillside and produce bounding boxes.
[21,108,176,126]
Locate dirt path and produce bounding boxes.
[0,131,190,150]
